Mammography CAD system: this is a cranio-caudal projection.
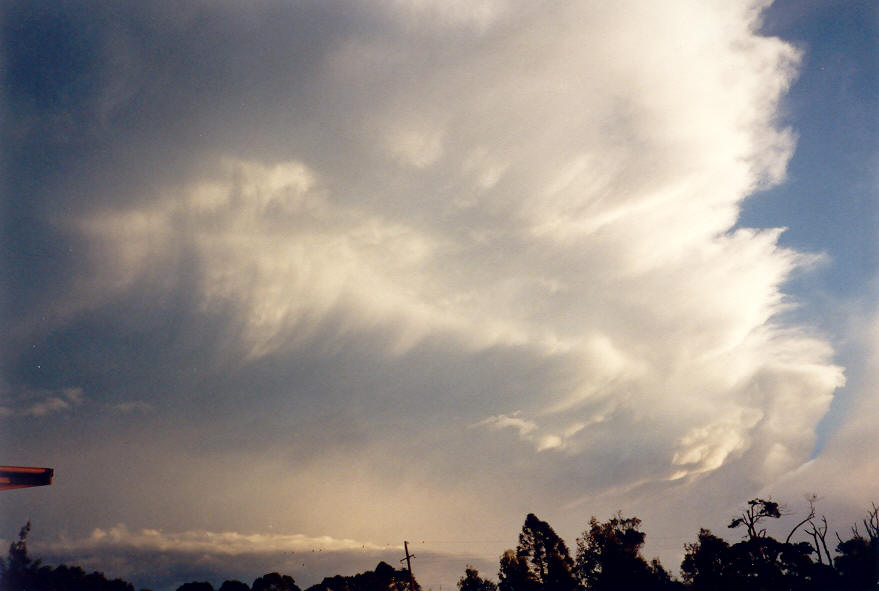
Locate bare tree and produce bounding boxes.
[785,494,818,544]
[805,515,831,565]
[861,502,879,541]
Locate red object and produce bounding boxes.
[0,466,54,491]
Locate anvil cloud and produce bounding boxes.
[2,1,875,589]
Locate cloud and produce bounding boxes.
[36,0,842,495]
[671,408,764,478]
[74,157,454,360]
[476,412,537,438]
[43,525,384,555]
[24,397,74,417]
[0,387,85,418]
[1,0,867,583]
[762,300,879,523]
[476,413,589,452]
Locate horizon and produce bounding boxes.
[4,501,879,591]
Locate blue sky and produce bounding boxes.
[739,0,878,452]
[2,2,877,590]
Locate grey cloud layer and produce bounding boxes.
[0,0,862,580]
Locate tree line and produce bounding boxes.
[466,498,878,591]
[0,522,415,591]
[2,498,877,591]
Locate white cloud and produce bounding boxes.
[55,0,853,555]
[476,412,537,438]
[78,159,454,359]
[671,408,764,478]
[476,412,593,453]
[764,301,879,519]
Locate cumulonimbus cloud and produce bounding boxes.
[70,0,843,490]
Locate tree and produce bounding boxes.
[835,535,879,589]
[458,566,497,591]
[681,529,734,591]
[0,522,38,591]
[177,583,215,591]
[681,498,862,591]
[253,573,300,591]
[834,503,879,590]
[646,558,683,590]
[304,562,416,591]
[1,523,136,591]
[728,498,781,540]
[499,550,538,591]
[575,512,671,591]
[219,581,251,591]
[515,514,579,591]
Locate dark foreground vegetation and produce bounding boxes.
[2,499,877,591]
[490,499,878,591]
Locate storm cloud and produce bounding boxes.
[2,1,873,588]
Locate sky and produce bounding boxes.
[1,1,877,590]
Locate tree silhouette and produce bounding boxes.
[219,581,251,591]
[252,573,299,591]
[727,498,782,540]
[498,549,539,591]
[574,512,673,591]
[834,503,879,590]
[458,566,497,591]
[1,522,134,591]
[304,561,416,591]
[177,583,215,591]
[0,522,37,591]
[681,528,732,590]
[680,498,879,590]
[515,514,579,591]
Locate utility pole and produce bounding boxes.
[401,540,416,591]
